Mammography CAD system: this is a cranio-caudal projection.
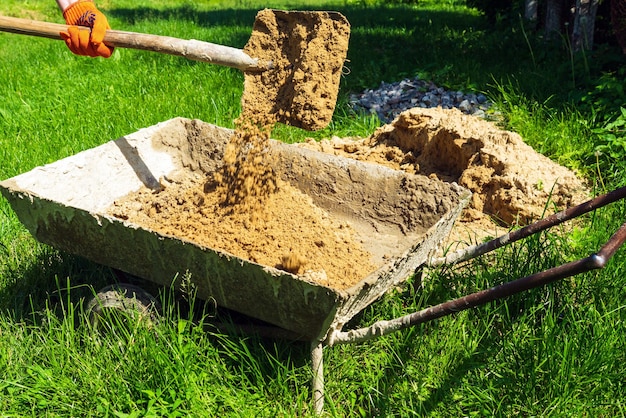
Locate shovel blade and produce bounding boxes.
[242,10,351,131]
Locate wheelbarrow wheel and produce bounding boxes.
[86,283,161,331]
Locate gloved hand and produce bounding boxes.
[61,0,114,58]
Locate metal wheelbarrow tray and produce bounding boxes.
[0,117,470,341]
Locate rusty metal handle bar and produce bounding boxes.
[329,189,626,346]
[430,186,626,267]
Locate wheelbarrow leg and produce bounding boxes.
[311,340,324,414]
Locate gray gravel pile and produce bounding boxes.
[349,76,492,123]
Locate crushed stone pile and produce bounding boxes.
[350,76,492,123]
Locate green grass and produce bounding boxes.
[1,0,626,416]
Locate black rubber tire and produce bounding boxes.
[86,283,161,329]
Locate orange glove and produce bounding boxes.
[61,0,114,58]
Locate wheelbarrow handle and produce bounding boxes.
[329,187,626,346]
[0,15,264,71]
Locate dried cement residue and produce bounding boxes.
[299,107,589,240]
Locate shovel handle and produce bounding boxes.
[0,15,264,72]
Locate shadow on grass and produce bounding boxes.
[0,245,117,322]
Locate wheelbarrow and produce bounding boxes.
[1,117,625,414]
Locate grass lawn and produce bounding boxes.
[1,0,626,416]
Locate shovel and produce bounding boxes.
[0,9,350,130]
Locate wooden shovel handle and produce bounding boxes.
[0,15,264,71]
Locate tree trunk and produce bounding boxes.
[612,0,626,54]
[545,0,565,40]
[571,0,599,51]
[525,0,539,21]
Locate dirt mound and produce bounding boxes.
[299,107,589,239]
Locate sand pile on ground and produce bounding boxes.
[299,107,590,241]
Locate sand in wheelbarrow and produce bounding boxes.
[107,12,388,291]
[106,115,462,291]
[298,107,590,243]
